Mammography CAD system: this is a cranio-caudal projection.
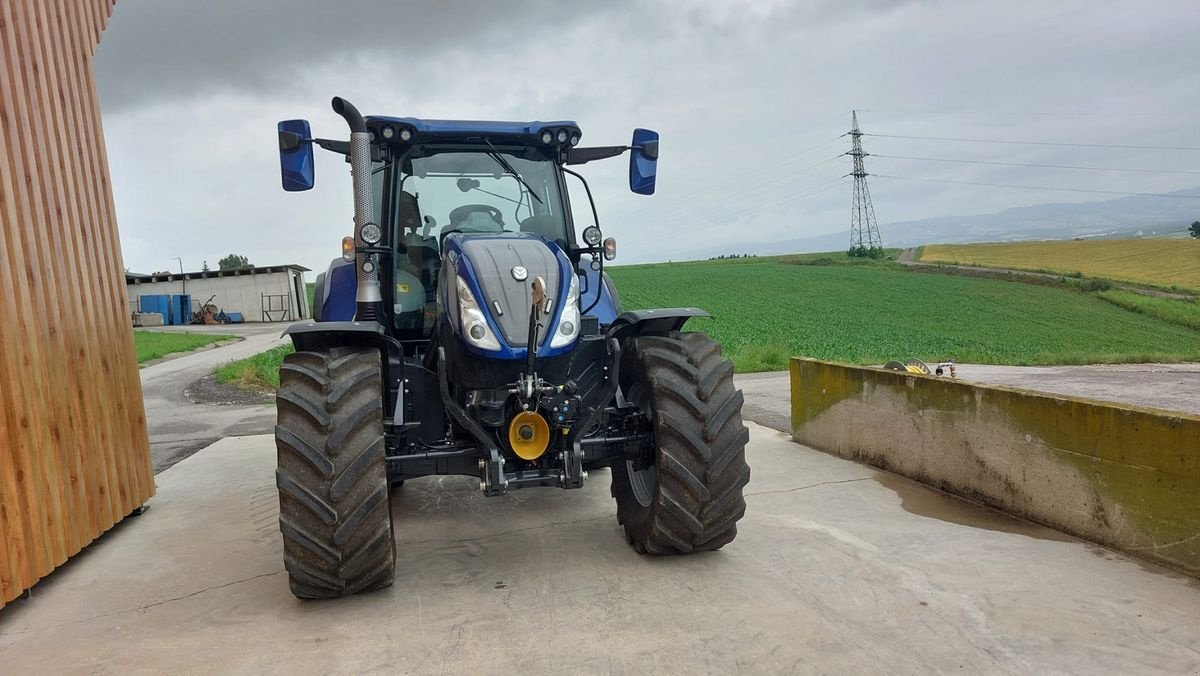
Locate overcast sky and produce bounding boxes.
[95,0,1200,274]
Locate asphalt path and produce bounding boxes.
[139,323,286,472]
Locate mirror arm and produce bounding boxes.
[566,143,660,166]
[565,145,628,166]
[314,138,350,156]
[278,131,351,158]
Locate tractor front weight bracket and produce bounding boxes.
[482,447,507,496]
[437,347,508,496]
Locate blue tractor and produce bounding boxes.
[274,98,750,598]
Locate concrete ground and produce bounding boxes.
[1,424,1197,674]
[139,322,286,471]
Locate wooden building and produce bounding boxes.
[1,0,154,608]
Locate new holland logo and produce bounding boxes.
[511,265,528,281]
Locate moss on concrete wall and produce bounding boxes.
[790,358,1200,577]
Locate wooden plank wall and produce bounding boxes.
[0,0,153,608]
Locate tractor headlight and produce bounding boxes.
[556,129,569,143]
[398,127,414,142]
[582,225,602,246]
[549,274,580,348]
[361,222,382,244]
[457,275,501,351]
[381,125,395,140]
[540,130,554,145]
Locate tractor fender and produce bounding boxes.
[606,308,711,342]
[318,258,357,322]
[282,320,402,359]
[311,271,326,322]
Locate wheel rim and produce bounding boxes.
[625,381,656,508]
[627,460,656,508]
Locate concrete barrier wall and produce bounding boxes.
[789,358,1200,577]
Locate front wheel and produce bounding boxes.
[612,332,751,554]
[275,346,395,598]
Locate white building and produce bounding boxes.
[126,264,310,323]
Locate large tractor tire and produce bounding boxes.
[275,346,395,598]
[612,332,751,554]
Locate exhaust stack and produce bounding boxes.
[331,97,382,319]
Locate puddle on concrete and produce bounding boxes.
[871,472,1075,542]
[870,472,1200,587]
[1085,544,1200,590]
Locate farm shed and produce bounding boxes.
[1,0,154,608]
[126,264,311,323]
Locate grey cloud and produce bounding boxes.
[95,0,1200,275]
[95,0,636,111]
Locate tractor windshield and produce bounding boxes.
[387,146,571,334]
[393,147,569,245]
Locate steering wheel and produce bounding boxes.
[449,204,505,229]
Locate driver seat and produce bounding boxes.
[396,191,438,306]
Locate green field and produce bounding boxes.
[223,255,1200,383]
[134,330,235,363]
[609,259,1200,372]
[920,239,1200,291]
[1095,290,1200,331]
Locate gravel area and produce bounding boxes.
[184,374,274,406]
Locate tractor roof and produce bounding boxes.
[365,115,581,146]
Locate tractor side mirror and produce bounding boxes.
[278,119,315,192]
[629,128,659,195]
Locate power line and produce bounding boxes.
[656,154,844,221]
[865,132,1200,152]
[654,136,846,210]
[658,175,849,232]
[659,174,848,229]
[872,174,1200,199]
[872,153,1200,176]
[857,109,1193,118]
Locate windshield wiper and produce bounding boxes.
[484,139,542,204]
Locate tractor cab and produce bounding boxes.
[369,123,578,340]
[281,112,657,352]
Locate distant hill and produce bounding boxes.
[683,186,1199,259]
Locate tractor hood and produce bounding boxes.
[443,233,577,359]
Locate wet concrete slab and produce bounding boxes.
[1,424,1197,674]
[953,362,1200,415]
